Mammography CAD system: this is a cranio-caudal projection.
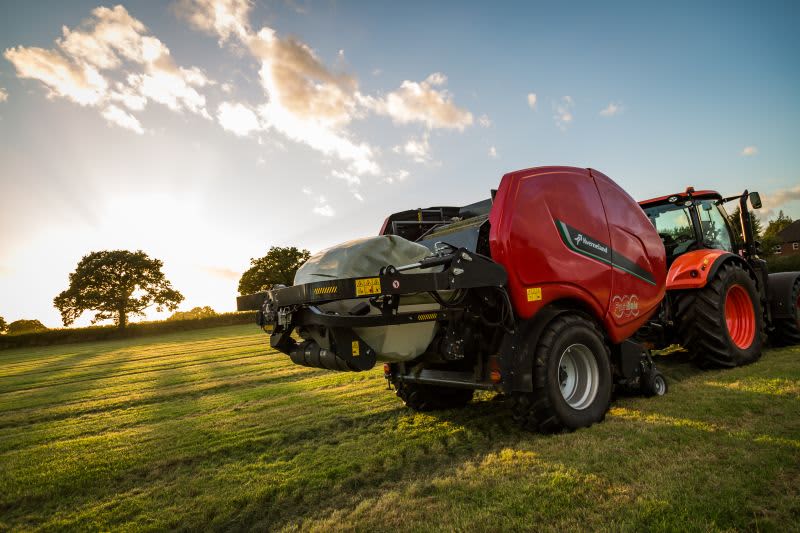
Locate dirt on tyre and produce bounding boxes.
[511,313,612,433]
[674,262,765,367]
[770,278,800,346]
[395,382,473,411]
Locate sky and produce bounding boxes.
[1,0,799,328]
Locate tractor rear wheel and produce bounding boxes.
[395,382,474,411]
[674,262,765,367]
[511,314,612,433]
[770,278,800,346]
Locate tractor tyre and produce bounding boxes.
[395,382,473,411]
[673,262,765,368]
[769,278,800,346]
[511,314,612,433]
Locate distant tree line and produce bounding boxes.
[2,246,311,335]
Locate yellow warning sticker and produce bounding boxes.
[417,313,438,321]
[313,285,337,296]
[355,277,382,296]
[527,287,542,302]
[351,340,360,356]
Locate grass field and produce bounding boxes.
[1,325,798,531]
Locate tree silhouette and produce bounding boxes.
[238,246,311,295]
[0,316,7,334]
[6,319,47,335]
[167,306,217,321]
[54,250,184,329]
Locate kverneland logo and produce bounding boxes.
[574,233,608,254]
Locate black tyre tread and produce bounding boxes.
[770,278,800,346]
[510,314,611,433]
[673,262,765,368]
[395,382,473,411]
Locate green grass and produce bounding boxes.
[0,325,798,531]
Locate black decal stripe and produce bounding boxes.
[556,220,656,286]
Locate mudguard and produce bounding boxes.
[666,250,754,290]
[768,271,800,319]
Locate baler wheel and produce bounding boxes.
[395,382,474,411]
[641,369,668,397]
[770,278,800,346]
[673,262,765,367]
[511,314,612,433]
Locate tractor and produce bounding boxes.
[638,188,800,366]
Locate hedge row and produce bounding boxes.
[0,311,258,351]
[766,253,800,274]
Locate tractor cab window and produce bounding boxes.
[644,203,696,261]
[697,200,734,252]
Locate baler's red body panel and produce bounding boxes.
[489,166,666,343]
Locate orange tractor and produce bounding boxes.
[638,187,800,366]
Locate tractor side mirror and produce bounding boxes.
[749,191,762,209]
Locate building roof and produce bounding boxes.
[777,219,800,243]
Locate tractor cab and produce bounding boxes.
[639,188,762,264]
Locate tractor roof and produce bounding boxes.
[639,188,721,208]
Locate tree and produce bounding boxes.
[7,319,48,335]
[762,210,794,255]
[728,206,763,245]
[0,316,7,334]
[54,250,184,329]
[238,246,311,295]
[167,306,217,321]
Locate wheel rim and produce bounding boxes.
[653,376,666,396]
[558,343,599,410]
[724,285,756,349]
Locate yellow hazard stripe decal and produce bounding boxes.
[313,286,338,295]
[417,313,438,321]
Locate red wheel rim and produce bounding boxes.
[725,285,755,349]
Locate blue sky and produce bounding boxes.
[1,0,798,327]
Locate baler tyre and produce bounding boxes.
[395,382,473,411]
[511,314,612,433]
[673,262,765,368]
[641,370,668,397]
[770,278,800,346]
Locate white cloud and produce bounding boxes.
[312,196,335,216]
[384,169,410,184]
[4,46,108,106]
[3,5,213,131]
[554,96,574,130]
[527,93,537,110]
[741,146,758,156]
[353,192,364,202]
[301,186,313,195]
[127,67,209,117]
[478,114,491,127]
[0,87,8,103]
[173,0,251,44]
[394,133,431,163]
[759,184,800,219]
[217,101,260,136]
[331,169,361,187]
[101,104,144,134]
[246,26,380,175]
[372,73,473,130]
[488,146,498,159]
[600,102,623,117]
[110,82,147,111]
